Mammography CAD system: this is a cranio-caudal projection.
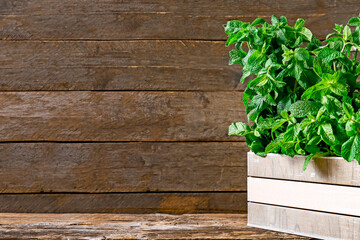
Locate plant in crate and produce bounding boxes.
[225,14,360,170]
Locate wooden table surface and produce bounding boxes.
[0,213,314,239]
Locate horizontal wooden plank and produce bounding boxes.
[0,213,309,239]
[0,192,247,214]
[0,142,247,193]
[0,0,357,40]
[0,0,349,15]
[0,40,244,90]
[248,177,360,217]
[248,152,360,186]
[248,202,360,240]
[0,91,245,142]
[0,67,244,91]
[0,41,232,68]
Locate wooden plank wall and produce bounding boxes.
[0,0,357,213]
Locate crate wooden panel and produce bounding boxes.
[0,0,357,40]
[249,203,360,240]
[248,152,360,186]
[248,177,360,216]
[248,153,360,239]
[0,142,247,193]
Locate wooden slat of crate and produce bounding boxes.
[0,142,247,193]
[248,202,360,240]
[0,192,247,214]
[0,40,243,91]
[248,177,360,217]
[0,91,245,142]
[0,0,357,40]
[248,152,360,186]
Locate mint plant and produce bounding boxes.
[225,14,360,170]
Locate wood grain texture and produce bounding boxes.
[0,0,357,40]
[249,202,360,240]
[0,192,247,214]
[0,213,310,239]
[248,177,360,217]
[0,40,243,91]
[0,91,245,142]
[248,152,360,186]
[0,142,247,193]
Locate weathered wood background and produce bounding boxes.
[0,0,357,213]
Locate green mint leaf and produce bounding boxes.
[277,96,293,114]
[334,24,344,33]
[343,102,354,118]
[294,18,305,29]
[345,120,357,136]
[243,50,266,74]
[229,49,247,65]
[280,110,289,119]
[352,27,360,44]
[295,143,306,155]
[271,15,279,25]
[343,25,352,41]
[226,33,240,47]
[307,36,322,51]
[299,27,313,41]
[240,70,251,83]
[317,48,344,62]
[257,118,275,129]
[341,135,360,162]
[279,16,287,25]
[318,123,336,145]
[316,106,327,120]
[355,153,360,164]
[301,71,347,100]
[348,17,360,26]
[303,154,313,171]
[246,95,268,121]
[272,119,288,133]
[251,18,266,26]
[224,20,245,35]
[290,100,321,118]
[265,142,281,154]
[321,95,344,118]
[313,57,333,77]
[228,122,251,136]
[308,136,322,145]
[250,141,266,156]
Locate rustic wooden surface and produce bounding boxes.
[0,0,357,40]
[0,213,311,239]
[249,203,358,240]
[0,91,245,142]
[1,1,354,213]
[248,177,360,217]
[0,40,243,91]
[248,152,360,187]
[0,142,247,193]
[0,193,247,214]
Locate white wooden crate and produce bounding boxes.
[247,152,360,240]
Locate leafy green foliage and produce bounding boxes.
[290,100,321,117]
[225,14,360,170]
